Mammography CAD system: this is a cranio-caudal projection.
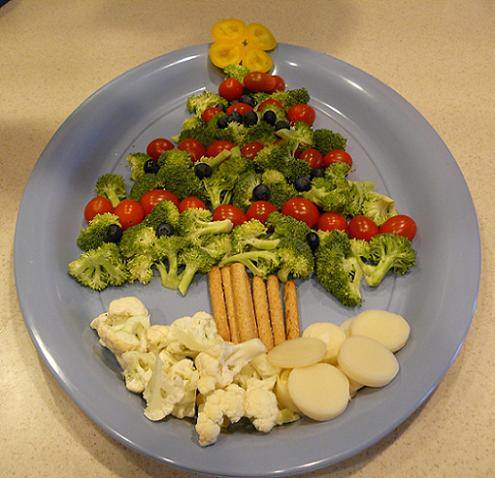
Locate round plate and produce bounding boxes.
[14,44,480,476]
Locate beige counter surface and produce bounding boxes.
[1,1,494,476]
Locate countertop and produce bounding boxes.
[1,1,494,477]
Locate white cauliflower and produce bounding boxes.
[108,296,149,319]
[250,353,281,379]
[195,384,246,446]
[119,351,155,393]
[169,359,199,419]
[146,325,170,354]
[244,377,279,433]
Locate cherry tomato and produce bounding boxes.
[380,215,417,240]
[318,212,348,233]
[146,138,174,161]
[281,198,320,228]
[219,78,244,101]
[212,204,247,227]
[241,141,264,159]
[243,71,276,93]
[257,98,284,111]
[113,199,144,230]
[287,104,316,126]
[140,189,180,215]
[271,75,286,92]
[202,107,223,122]
[322,149,353,168]
[84,196,113,222]
[348,215,379,241]
[246,201,278,223]
[179,196,207,212]
[226,102,253,116]
[206,139,236,157]
[178,138,206,162]
[299,148,323,169]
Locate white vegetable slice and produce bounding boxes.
[338,336,399,387]
[302,322,346,364]
[267,337,326,369]
[288,364,349,421]
[350,309,410,352]
[340,318,354,336]
[275,370,300,413]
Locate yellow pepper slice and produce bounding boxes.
[242,47,273,72]
[209,42,245,69]
[211,18,247,44]
[246,23,277,51]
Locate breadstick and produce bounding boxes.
[231,263,258,341]
[221,266,239,343]
[284,280,300,340]
[252,276,274,350]
[208,267,230,341]
[267,275,285,345]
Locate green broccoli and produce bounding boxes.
[223,64,250,82]
[261,169,298,209]
[186,91,228,117]
[76,213,121,251]
[225,122,248,145]
[271,88,310,108]
[276,237,314,282]
[345,180,375,217]
[155,235,189,289]
[254,143,311,181]
[157,149,192,168]
[95,173,127,207]
[178,116,235,147]
[313,128,347,155]
[126,254,156,285]
[265,211,311,242]
[302,176,352,213]
[231,219,280,253]
[275,121,313,149]
[324,161,352,179]
[68,243,128,291]
[142,199,180,230]
[178,208,233,245]
[242,121,277,145]
[129,173,160,201]
[315,230,363,307]
[177,245,216,296]
[119,224,157,259]
[197,147,232,169]
[198,233,232,262]
[232,170,262,211]
[360,191,398,226]
[181,116,204,131]
[219,249,280,279]
[127,153,151,181]
[259,103,286,123]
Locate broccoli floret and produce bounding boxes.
[360,233,416,287]
[276,237,314,282]
[232,170,262,211]
[155,235,189,289]
[259,104,286,123]
[181,116,204,131]
[95,173,127,207]
[186,91,228,117]
[156,156,206,201]
[271,88,310,108]
[219,249,280,279]
[126,254,156,285]
[265,211,310,242]
[324,161,352,179]
[252,92,270,105]
[242,121,277,145]
[226,122,248,145]
[177,245,216,296]
[223,64,250,82]
[315,230,363,307]
[68,243,128,291]
[360,191,398,226]
[198,148,232,169]
[142,199,180,230]
[261,169,298,209]
[345,180,374,217]
[127,153,151,181]
[178,208,233,245]
[199,233,232,262]
[302,176,352,213]
[313,128,347,155]
[157,149,192,168]
[76,213,121,251]
[119,224,157,259]
[254,143,311,181]
[129,173,160,201]
[178,116,235,147]
[275,121,313,149]
[231,219,280,253]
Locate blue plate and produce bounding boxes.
[14,44,480,476]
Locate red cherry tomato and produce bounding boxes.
[178,196,207,212]
[246,201,278,223]
[113,199,144,230]
[287,104,316,126]
[380,215,417,240]
[322,149,353,168]
[241,141,264,160]
[202,107,223,122]
[318,212,348,232]
[84,196,113,222]
[206,139,236,157]
[140,189,180,215]
[243,72,277,93]
[271,75,286,92]
[178,138,206,162]
[299,148,323,169]
[146,138,174,161]
[226,102,253,116]
[257,98,284,111]
[219,78,244,101]
[348,215,379,241]
[212,204,247,227]
[281,198,320,228]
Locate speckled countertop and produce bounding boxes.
[1,1,494,476]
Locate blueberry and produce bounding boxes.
[262,110,276,125]
[228,111,242,123]
[294,176,312,192]
[144,159,160,174]
[274,120,290,131]
[239,94,256,107]
[310,167,325,178]
[194,162,212,179]
[156,222,174,237]
[243,111,258,127]
[306,232,320,252]
[104,224,123,243]
[217,116,228,129]
[216,103,226,112]
[252,184,271,201]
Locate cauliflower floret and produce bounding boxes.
[250,353,281,379]
[119,351,155,393]
[146,324,170,354]
[108,296,149,319]
[195,384,246,447]
[170,359,199,419]
[244,377,279,433]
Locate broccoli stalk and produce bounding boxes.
[178,208,233,245]
[231,219,280,253]
[95,173,127,207]
[219,250,280,279]
[275,121,314,149]
[177,246,216,296]
[155,235,189,289]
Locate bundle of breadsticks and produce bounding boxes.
[208,263,299,349]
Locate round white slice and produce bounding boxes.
[350,309,410,352]
[267,337,326,369]
[337,366,364,398]
[340,318,354,336]
[338,336,399,387]
[288,363,350,421]
[303,322,346,364]
[275,370,300,413]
